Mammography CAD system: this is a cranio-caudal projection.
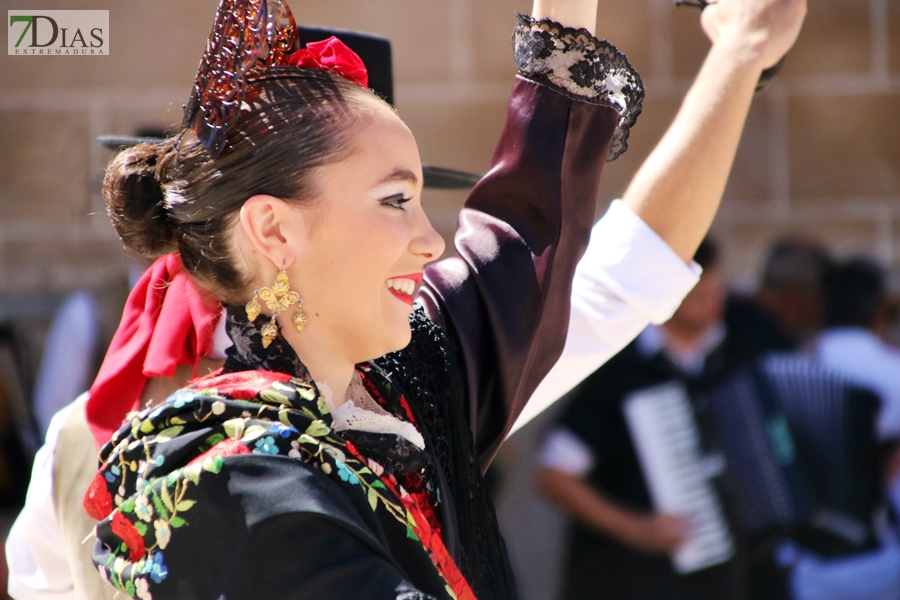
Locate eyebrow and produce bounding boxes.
[375,169,419,187]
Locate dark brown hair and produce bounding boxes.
[103,68,382,304]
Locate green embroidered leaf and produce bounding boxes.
[223,418,245,440]
[305,421,330,438]
[183,464,201,485]
[205,433,225,447]
[242,425,269,442]
[357,467,372,475]
[298,433,319,446]
[300,407,317,420]
[170,516,187,528]
[139,419,155,434]
[296,385,317,401]
[278,409,292,427]
[125,581,136,597]
[168,416,187,426]
[367,487,379,510]
[202,456,224,474]
[260,389,292,406]
[370,480,386,489]
[120,499,135,513]
[176,500,196,512]
[317,397,330,415]
[134,521,147,536]
[154,425,184,444]
[405,523,419,541]
[119,542,128,554]
[160,484,175,513]
[445,584,459,600]
[167,473,178,487]
[151,491,170,520]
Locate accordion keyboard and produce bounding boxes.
[624,381,735,573]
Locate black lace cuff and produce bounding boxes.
[513,12,644,161]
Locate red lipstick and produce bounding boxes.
[389,289,415,306]
[387,272,423,306]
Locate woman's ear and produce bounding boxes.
[239,195,301,267]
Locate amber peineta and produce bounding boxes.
[182,0,301,158]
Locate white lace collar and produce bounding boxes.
[317,373,425,450]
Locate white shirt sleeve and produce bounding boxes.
[538,427,596,476]
[511,200,701,434]
[6,396,85,600]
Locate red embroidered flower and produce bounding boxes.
[188,437,251,467]
[287,36,369,88]
[191,371,291,400]
[110,511,145,562]
[83,471,113,520]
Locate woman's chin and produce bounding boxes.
[379,322,414,356]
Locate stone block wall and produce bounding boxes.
[1,0,899,318]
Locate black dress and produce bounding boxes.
[85,14,643,600]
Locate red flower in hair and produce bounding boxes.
[83,471,113,521]
[287,36,369,88]
[110,511,146,562]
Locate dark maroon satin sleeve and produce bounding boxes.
[417,76,620,469]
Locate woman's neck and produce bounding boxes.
[279,315,355,407]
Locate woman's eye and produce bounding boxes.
[381,194,412,209]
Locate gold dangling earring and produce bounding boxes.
[245,267,301,348]
[292,299,307,333]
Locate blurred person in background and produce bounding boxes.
[754,239,833,348]
[537,239,789,600]
[773,256,900,600]
[816,257,900,444]
[6,255,225,600]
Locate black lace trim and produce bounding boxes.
[222,305,313,380]
[513,12,644,161]
[376,308,518,600]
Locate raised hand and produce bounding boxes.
[701,0,807,69]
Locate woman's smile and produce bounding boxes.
[385,273,423,306]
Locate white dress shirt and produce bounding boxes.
[815,327,900,441]
[6,200,700,599]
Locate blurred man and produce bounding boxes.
[779,257,900,600]
[537,239,784,600]
[755,239,832,347]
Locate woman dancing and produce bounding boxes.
[82,0,805,598]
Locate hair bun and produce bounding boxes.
[103,142,178,258]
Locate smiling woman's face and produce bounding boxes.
[281,101,446,364]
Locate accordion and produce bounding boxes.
[701,353,882,554]
[624,353,882,572]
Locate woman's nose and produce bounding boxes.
[411,208,446,261]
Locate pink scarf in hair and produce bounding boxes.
[85,253,221,448]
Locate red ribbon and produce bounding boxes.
[287,36,369,88]
[85,254,221,448]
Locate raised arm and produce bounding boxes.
[418,6,643,468]
[511,0,808,431]
[622,0,806,262]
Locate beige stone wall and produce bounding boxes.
[1,0,899,308]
